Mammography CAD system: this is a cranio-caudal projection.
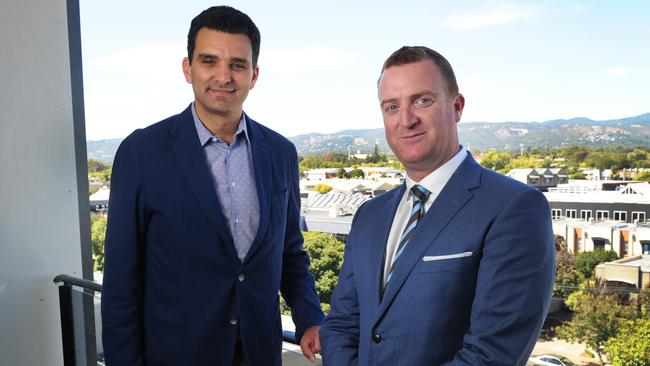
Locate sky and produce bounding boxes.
[80,1,650,140]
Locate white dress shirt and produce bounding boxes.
[382,147,468,285]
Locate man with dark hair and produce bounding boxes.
[320,46,555,365]
[102,6,323,365]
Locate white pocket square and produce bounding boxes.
[422,251,473,262]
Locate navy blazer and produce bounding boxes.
[321,154,555,365]
[101,106,324,365]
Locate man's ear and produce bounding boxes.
[249,65,260,90]
[182,57,192,84]
[454,93,465,123]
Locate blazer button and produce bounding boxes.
[372,332,382,343]
[238,274,246,282]
[230,316,238,325]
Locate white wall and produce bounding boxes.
[0,0,91,365]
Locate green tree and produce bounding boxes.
[569,170,586,180]
[627,149,648,163]
[336,167,349,179]
[574,249,618,280]
[90,214,107,272]
[480,151,512,171]
[507,154,544,169]
[348,168,365,179]
[639,284,650,318]
[366,144,387,163]
[300,155,325,170]
[634,171,650,182]
[302,232,345,313]
[559,146,590,167]
[605,318,650,366]
[280,232,346,315]
[554,236,580,298]
[88,159,110,172]
[314,184,333,193]
[558,288,635,365]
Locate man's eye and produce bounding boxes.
[383,104,398,113]
[200,58,215,65]
[415,97,433,106]
[231,62,246,70]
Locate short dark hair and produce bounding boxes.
[379,46,459,96]
[187,6,261,67]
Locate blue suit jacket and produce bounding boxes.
[321,154,555,365]
[101,106,324,366]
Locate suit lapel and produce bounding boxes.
[242,116,271,263]
[375,154,482,321]
[171,106,235,252]
[368,185,406,307]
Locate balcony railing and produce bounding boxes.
[53,274,318,366]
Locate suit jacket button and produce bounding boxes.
[230,316,238,325]
[238,274,246,282]
[372,332,382,343]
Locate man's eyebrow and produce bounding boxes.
[412,89,438,98]
[230,57,250,65]
[380,90,438,105]
[198,53,218,60]
[379,97,398,107]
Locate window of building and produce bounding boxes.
[593,238,608,251]
[613,211,627,222]
[642,241,650,255]
[566,209,577,219]
[632,211,646,223]
[581,210,593,220]
[551,209,562,220]
[596,210,609,220]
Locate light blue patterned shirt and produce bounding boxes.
[192,104,259,262]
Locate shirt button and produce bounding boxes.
[235,217,240,225]
[230,316,238,325]
[372,332,382,343]
[238,274,245,282]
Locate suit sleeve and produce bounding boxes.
[319,208,363,365]
[101,131,146,366]
[443,188,555,366]
[279,145,325,342]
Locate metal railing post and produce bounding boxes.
[58,283,77,366]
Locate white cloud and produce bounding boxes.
[442,4,540,31]
[259,46,354,75]
[607,67,631,77]
[567,5,586,13]
[92,44,186,82]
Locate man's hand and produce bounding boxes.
[299,325,321,362]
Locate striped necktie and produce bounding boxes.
[383,184,431,292]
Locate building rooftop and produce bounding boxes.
[545,181,650,204]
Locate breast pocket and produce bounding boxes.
[416,251,481,273]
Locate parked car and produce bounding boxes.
[529,354,576,366]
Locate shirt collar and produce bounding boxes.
[191,103,250,146]
[404,146,467,197]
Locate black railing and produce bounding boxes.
[53,274,299,366]
[53,274,100,366]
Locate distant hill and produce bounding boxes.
[87,138,123,163]
[290,113,650,155]
[87,113,650,162]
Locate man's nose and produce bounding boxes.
[213,64,232,84]
[399,106,419,128]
